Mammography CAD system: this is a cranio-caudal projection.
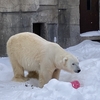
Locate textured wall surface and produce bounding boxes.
[0,0,39,12]
[58,0,80,48]
[0,0,58,56]
[40,0,57,5]
[0,0,89,56]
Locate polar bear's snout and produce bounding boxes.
[75,69,81,73]
[73,63,81,73]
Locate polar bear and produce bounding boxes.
[7,32,81,88]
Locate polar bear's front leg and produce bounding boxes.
[52,69,60,80]
[39,70,53,88]
[38,62,55,88]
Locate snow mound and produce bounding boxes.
[66,40,100,61]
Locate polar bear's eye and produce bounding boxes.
[72,63,75,65]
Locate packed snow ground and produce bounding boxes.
[0,40,100,100]
[80,30,100,37]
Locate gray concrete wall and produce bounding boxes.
[2,0,99,56]
[40,0,57,5]
[58,0,80,48]
[0,0,39,12]
[0,0,58,56]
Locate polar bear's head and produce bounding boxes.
[60,56,81,73]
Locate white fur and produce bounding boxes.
[7,32,80,87]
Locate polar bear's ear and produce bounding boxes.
[63,57,68,65]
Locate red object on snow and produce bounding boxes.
[71,80,80,89]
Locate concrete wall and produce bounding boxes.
[1,0,99,56]
[0,0,39,12]
[40,0,57,5]
[58,0,80,48]
[0,0,58,56]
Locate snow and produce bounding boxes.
[80,30,100,37]
[0,39,100,100]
